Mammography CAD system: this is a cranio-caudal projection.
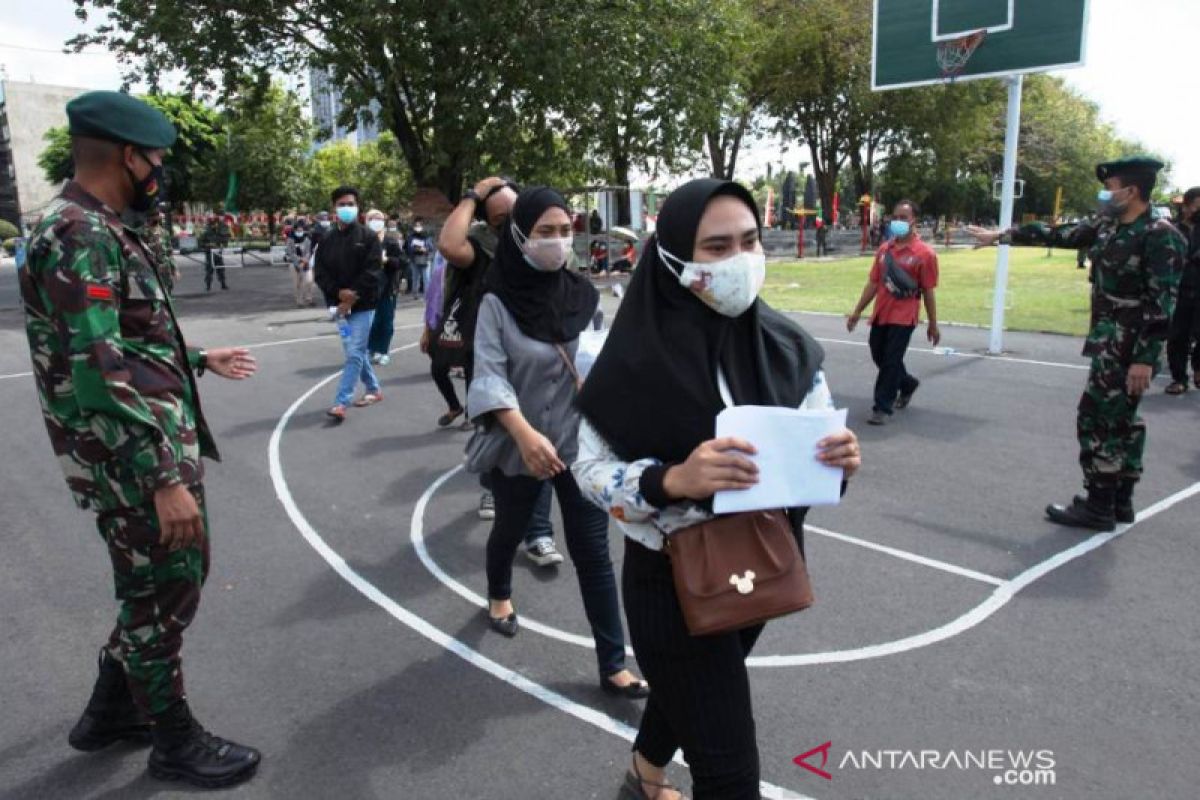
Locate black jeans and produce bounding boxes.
[1166,284,1200,383]
[623,538,763,799]
[869,323,919,415]
[486,468,625,677]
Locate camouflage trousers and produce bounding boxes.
[1077,354,1146,489]
[95,484,209,715]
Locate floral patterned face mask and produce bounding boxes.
[658,243,766,318]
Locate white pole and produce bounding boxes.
[988,74,1024,355]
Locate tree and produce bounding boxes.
[703,0,772,180]
[37,127,73,186]
[36,93,222,209]
[71,1,605,201]
[762,0,872,223]
[553,0,743,221]
[305,133,414,214]
[198,84,312,240]
[70,1,746,206]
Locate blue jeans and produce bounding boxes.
[368,293,397,356]
[335,310,380,406]
[486,468,626,677]
[408,262,429,294]
[479,473,554,546]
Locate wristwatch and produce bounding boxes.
[196,348,209,376]
[462,189,483,205]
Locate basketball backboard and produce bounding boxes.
[873,0,1089,90]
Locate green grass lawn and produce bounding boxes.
[762,247,1093,337]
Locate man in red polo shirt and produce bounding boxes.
[847,199,941,425]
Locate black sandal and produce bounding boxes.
[601,672,650,699]
[619,756,686,800]
[437,408,464,427]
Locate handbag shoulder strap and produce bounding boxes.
[555,343,583,392]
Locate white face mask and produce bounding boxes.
[512,222,572,272]
[367,219,386,233]
[658,243,766,318]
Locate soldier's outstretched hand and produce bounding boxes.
[1126,363,1152,396]
[207,348,257,380]
[155,484,205,550]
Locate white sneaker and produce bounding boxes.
[478,492,495,520]
[370,353,383,365]
[524,538,564,567]
[378,354,391,366]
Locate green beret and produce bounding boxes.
[1096,156,1164,183]
[66,91,177,149]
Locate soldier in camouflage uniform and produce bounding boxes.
[199,215,230,291]
[139,205,179,295]
[970,157,1186,531]
[18,90,261,788]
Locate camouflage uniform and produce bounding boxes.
[140,222,177,295]
[20,180,218,714]
[199,219,230,290]
[1051,210,1186,488]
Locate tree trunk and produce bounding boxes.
[706,130,727,179]
[612,150,632,226]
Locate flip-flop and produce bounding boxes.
[353,393,383,407]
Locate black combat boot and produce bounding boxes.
[68,649,153,751]
[1114,479,1136,524]
[1046,484,1116,532]
[148,701,261,788]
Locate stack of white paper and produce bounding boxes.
[712,405,848,514]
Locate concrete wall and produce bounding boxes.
[2,80,85,225]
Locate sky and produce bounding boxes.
[2,0,1198,191]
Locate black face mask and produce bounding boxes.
[127,150,165,213]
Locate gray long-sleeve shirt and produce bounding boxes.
[466,293,591,478]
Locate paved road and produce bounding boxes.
[1,260,1197,799]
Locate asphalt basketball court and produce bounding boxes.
[1,252,1197,799]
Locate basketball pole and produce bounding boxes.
[988,73,1024,355]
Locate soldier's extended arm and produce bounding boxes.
[1130,224,1186,365]
[28,221,185,492]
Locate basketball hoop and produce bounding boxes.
[936,29,987,81]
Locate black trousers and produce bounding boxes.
[430,358,462,411]
[1166,284,1200,383]
[623,538,763,799]
[868,323,918,415]
[486,469,625,676]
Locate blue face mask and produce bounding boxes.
[889,219,911,238]
[336,206,358,224]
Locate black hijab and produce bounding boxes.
[483,186,599,343]
[576,178,825,465]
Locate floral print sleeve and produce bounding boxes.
[572,370,835,550]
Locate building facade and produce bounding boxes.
[0,80,86,230]
[308,67,381,150]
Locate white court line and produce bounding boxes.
[410,468,1002,656]
[411,463,632,654]
[0,323,427,382]
[813,336,1090,371]
[750,481,1200,667]
[268,345,812,800]
[805,525,1006,586]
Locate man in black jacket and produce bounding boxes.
[314,185,384,421]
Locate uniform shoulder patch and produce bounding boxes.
[85,283,115,302]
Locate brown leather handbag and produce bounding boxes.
[665,509,814,637]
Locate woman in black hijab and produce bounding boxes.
[466,186,649,697]
[574,179,861,799]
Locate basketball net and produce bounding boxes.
[937,29,987,81]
